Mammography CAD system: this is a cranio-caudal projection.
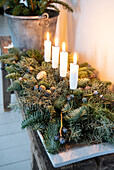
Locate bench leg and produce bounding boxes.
[2,63,11,111]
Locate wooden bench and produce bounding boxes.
[0,36,114,170]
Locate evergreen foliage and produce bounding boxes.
[6,72,21,79]
[0,0,73,16]
[0,48,114,154]
[7,81,22,91]
[44,121,61,154]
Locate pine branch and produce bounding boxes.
[6,73,21,80]
[0,0,7,6]
[50,0,73,12]
[38,0,73,13]
[44,121,60,154]
[8,47,19,55]
[7,82,22,92]
[69,122,82,143]
[5,66,19,74]
[65,106,89,123]
[48,4,60,13]
[0,54,12,61]
[21,114,39,129]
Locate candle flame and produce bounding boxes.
[55,37,58,46]
[47,32,50,41]
[73,52,77,65]
[62,42,65,52]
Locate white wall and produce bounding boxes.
[56,0,114,83]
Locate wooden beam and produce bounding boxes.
[0,36,11,111]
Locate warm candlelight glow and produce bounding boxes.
[44,32,51,62]
[47,32,50,41]
[55,37,58,46]
[73,52,77,65]
[62,42,65,52]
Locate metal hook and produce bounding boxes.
[39,13,49,26]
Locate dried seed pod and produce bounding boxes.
[19,77,23,81]
[93,91,98,95]
[34,85,38,90]
[36,71,47,80]
[50,86,56,92]
[85,86,90,90]
[54,135,60,141]
[62,127,68,134]
[70,94,74,99]
[45,90,52,97]
[82,97,87,103]
[67,95,71,101]
[60,137,66,144]
[39,85,46,91]
[27,66,34,72]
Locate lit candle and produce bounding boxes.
[73,52,77,65]
[70,52,79,89]
[44,32,51,62]
[52,37,60,69]
[60,42,68,77]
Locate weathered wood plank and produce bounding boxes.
[0,36,11,111]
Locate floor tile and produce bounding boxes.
[0,160,31,170]
[0,131,30,150]
[0,145,31,167]
[0,111,22,125]
[0,121,25,137]
[0,104,3,112]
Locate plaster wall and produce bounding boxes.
[56,0,114,83]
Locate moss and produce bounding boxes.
[38,80,50,89]
[73,88,83,100]
[79,71,88,78]
[79,62,89,68]
[54,96,66,111]
[78,78,90,88]
[23,73,32,79]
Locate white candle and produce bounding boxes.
[70,53,79,89]
[52,37,60,68]
[44,32,51,62]
[60,42,68,77]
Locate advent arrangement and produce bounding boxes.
[0,33,113,154]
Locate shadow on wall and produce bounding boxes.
[66,0,81,52]
[55,0,80,51]
[75,0,114,83]
[56,0,114,83]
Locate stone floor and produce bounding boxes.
[0,15,31,170]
